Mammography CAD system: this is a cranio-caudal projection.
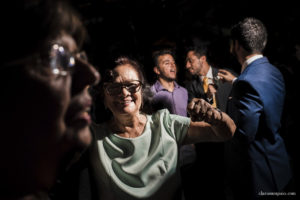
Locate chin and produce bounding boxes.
[118,110,135,116]
[116,107,138,116]
[76,126,92,148]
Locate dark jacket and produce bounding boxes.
[225,57,292,199]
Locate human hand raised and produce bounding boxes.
[218,69,236,83]
[187,98,222,124]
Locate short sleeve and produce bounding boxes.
[154,109,191,145]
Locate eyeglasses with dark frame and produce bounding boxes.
[1,43,87,77]
[104,80,143,96]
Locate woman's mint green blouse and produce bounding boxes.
[89,109,191,200]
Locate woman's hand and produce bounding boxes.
[187,98,222,124]
[184,98,236,144]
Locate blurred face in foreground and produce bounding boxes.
[1,32,100,195]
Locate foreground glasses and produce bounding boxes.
[50,44,88,76]
[2,43,87,77]
[104,80,143,96]
[50,44,75,76]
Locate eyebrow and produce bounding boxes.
[162,59,174,63]
[109,80,141,84]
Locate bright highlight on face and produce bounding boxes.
[156,54,177,81]
[104,64,143,116]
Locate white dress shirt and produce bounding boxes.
[232,54,263,84]
[201,66,214,84]
[241,54,263,73]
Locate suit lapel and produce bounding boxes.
[211,67,220,107]
[195,75,205,96]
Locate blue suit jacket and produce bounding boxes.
[226,57,292,198]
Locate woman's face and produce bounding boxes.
[33,33,100,146]
[2,33,100,192]
[104,64,143,117]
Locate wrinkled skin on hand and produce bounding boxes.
[187,98,222,124]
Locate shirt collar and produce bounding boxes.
[154,80,179,92]
[200,66,214,84]
[241,54,263,73]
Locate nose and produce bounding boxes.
[185,61,191,69]
[120,86,131,96]
[71,58,101,95]
[171,62,177,69]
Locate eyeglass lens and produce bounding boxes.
[106,81,142,95]
[50,44,75,76]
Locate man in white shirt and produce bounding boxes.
[184,42,234,200]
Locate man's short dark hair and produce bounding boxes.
[231,17,268,53]
[152,49,175,67]
[185,39,211,64]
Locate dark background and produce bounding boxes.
[72,0,299,83]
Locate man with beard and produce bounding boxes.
[185,42,233,111]
[183,41,234,200]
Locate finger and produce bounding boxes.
[211,109,218,121]
[218,69,227,74]
[211,108,222,125]
[208,85,217,93]
[217,73,224,79]
[187,98,199,110]
[199,99,208,113]
[206,108,213,123]
[190,100,205,121]
[188,98,199,117]
[217,74,225,82]
[194,101,202,114]
[215,109,222,121]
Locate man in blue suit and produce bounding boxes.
[220,17,293,200]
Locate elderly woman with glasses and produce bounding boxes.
[0,1,100,199]
[88,56,236,200]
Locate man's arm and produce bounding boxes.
[229,80,263,143]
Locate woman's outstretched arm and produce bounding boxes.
[183,98,236,144]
